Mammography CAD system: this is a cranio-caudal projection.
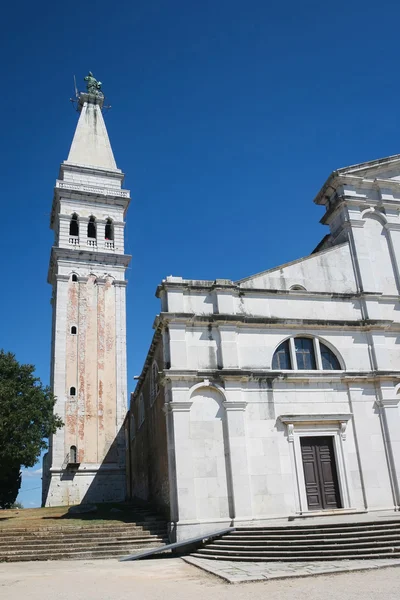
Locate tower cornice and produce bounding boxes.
[60,162,124,180]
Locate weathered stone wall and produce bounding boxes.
[129,340,170,517]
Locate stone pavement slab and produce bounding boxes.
[184,555,400,583]
[2,556,400,600]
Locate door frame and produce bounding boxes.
[279,414,353,514]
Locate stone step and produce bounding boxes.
[0,522,165,536]
[0,541,167,557]
[234,521,400,534]
[0,546,168,563]
[190,551,400,562]
[0,536,167,551]
[208,538,400,551]
[217,533,400,545]
[226,528,400,541]
[196,543,400,561]
[192,518,400,563]
[0,529,167,543]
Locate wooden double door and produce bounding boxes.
[300,436,341,511]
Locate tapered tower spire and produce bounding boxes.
[67,74,117,170]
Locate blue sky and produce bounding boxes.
[1,0,399,507]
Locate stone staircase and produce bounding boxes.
[0,508,168,562]
[192,518,400,561]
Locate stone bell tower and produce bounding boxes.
[42,74,131,506]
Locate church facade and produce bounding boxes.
[126,155,400,541]
[42,83,131,506]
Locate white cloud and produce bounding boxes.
[23,468,42,478]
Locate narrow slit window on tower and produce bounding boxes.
[105,218,114,240]
[71,326,77,335]
[70,386,76,396]
[69,445,77,463]
[69,213,79,237]
[71,274,78,282]
[88,216,97,239]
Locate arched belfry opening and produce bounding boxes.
[87,216,96,239]
[69,213,79,236]
[105,218,114,241]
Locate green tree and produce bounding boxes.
[0,351,63,508]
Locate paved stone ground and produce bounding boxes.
[1,557,400,600]
[184,555,400,583]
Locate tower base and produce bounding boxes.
[42,464,126,507]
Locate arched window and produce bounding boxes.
[87,216,96,239]
[150,361,159,405]
[320,342,341,370]
[105,218,114,241]
[70,386,76,396]
[71,274,78,282]
[272,340,292,369]
[294,338,316,370]
[69,213,79,237]
[272,337,342,371]
[290,285,306,291]
[71,326,77,335]
[138,393,145,428]
[70,445,77,463]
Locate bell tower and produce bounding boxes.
[42,74,131,506]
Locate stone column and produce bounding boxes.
[223,384,252,520]
[377,381,400,508]
[347,382,395,510]
[51,275,69,470]
[166,387,195,523]
[168,323,187,369]
[218,325,238,368]
[114,280,128,431]
[385,222,400,293]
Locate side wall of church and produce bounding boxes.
[127,341,170,517]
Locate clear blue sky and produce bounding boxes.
[1,0,399,507]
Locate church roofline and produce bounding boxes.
[314,153,400,206]
[156,242,349,296]
[235,242,348,284]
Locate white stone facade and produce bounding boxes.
[128,153,400,541]
[42,92,131,506]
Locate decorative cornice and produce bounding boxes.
[157,312,395,331]
[164,401,193,413]
[342,219,365,229]
[279,413,352,424]
[50,246,131,268]
[385,223,400,232]
[223,401,248,411]
[54,274,126,287]
[60,162,124,180]
[55,180,130,200]
[155,281,397,302]
[376,397,400,408]
[162,368,400,386]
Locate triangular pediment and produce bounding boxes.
[337,153,400,181]
[237,242,356,294]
